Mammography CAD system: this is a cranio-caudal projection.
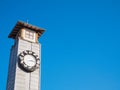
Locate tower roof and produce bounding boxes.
[8,21,45,39]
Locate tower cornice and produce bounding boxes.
[8,21,45,39]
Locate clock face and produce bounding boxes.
[24,55,36,67]
[19,50,40,72]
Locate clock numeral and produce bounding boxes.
[20,61,24,64]
[20,53,24,56]
[23,50,28,54]
[37,61,40,64]
[28,51,32,54]
[19,56,24,60]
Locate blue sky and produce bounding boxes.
[0,0,120,90]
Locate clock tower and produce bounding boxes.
[6,21,45,90]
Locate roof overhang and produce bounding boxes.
[8,21,45,39]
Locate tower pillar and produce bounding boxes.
[6,21,45,90]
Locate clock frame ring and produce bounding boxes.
[18,50,40,72]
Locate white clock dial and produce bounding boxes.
[24,55,36,67]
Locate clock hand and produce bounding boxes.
[28,60,35,62]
